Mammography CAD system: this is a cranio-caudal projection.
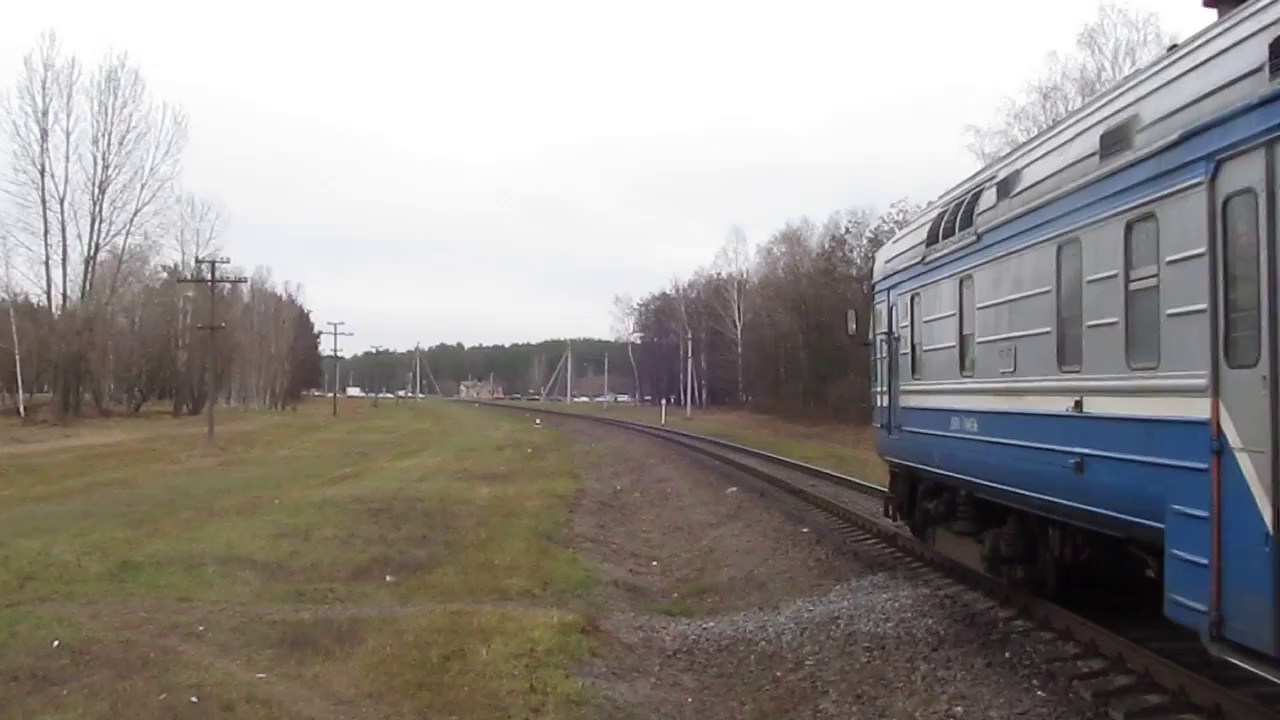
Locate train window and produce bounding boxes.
[996,170,1020,200]
[872,304,883,388]
[1056,239,1083,372]
[925,212,945,248]
[957,189,982,233]
[940,201,963,241]
[1125,216,1160,369]
[1269,36,1280,81]
[910,293,922,379]
[958,275,975,377]
[1223,190,1261,368]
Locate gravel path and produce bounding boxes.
[561,417,1100,720]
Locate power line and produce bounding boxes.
[178,257,247,442]
[320,321,353,417]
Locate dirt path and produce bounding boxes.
[562,418,1099,720]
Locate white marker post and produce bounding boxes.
[660,398,667,426]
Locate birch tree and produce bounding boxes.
[1,32,322,418]
[4,37,188,414]
[167,193,222,415]
[611,294,641,405]
[713,225,750,403]
[4,32,57,310]
[964,2,1173,164]
[79,53,187,310]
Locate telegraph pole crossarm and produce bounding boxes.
[321,321,354,417]
[178,257,248,443]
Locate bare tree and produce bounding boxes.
[611,293,641,404]
[4,31,61,310]
[669,277,693,406]
[1,231,26,417]
[170,193,222,269]
[0,32,323,418]
[80,53,187,309]
[166,192,222,414]
[964,2,1173,164]
[51,52,80,315]
[712,225,750,403]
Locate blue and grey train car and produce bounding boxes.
[871,0,1279,677]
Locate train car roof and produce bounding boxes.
[872,1,1278,285]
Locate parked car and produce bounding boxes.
[572,395,591,403]
[507,394,522,401]
[613,393,633,403]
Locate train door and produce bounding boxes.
[1210,146,1278,658]
[887,299,902,437]
[872,299,888,429]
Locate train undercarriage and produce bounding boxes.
[884,466,1161,604]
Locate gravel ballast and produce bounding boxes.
[561,417,1100,720]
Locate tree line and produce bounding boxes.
[615,4,1172,421]
[327,338,632,400]
[2,5,1169,422]
[0,33,323,418]
[326,4,1175,424]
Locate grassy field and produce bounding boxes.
[0,400,592,719]
[530,401,888,486]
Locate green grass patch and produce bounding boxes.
[0,400,594,719]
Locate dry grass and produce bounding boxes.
[540,401,888,485]
[0,399,593,719]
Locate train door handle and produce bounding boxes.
[1069,457,1085,474]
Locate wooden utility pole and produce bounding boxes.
[604,352,609,409]
[414,342,422,399]
[178,257,247,442]
[369,345,384,407]
[321,321,353,417]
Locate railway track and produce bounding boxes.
[474,402,1280,720]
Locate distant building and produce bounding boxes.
[458,379,503,399]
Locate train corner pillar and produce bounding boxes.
[1174,144,1279,661]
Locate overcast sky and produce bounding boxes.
[2,1,1214,351]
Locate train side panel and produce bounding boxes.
[873,92,1280,663]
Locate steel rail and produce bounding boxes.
[473,401,1280,720]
